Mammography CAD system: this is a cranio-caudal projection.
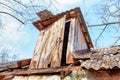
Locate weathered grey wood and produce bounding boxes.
[30,31,45,69]
[50,16,65,67]
[38,29,51,68]
[0,59,31,72]
[66,17,88,64]
[75,18,88,50]
[0,66,82,76]
[66,18,75,64]
[30,16,66,69]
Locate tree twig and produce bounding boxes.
[88,22,120,27]
[95,25,108,47]
[0,11,24,24]
[112,37,120,46]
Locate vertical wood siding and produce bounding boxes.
[74,18,88,50]
[30,16,66,69]
[66,17,88,63]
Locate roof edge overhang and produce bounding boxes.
[33,7,80,31]
[33,7,93,48]
[76,8,93,48]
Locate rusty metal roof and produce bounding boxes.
[80,46,120,70]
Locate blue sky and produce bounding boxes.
[0,0,120,60]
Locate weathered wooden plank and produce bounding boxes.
[33,15,63,31]
[38,29,51,68]
[12,66,82,75]
[66,18,75,62]
[67,50,91,61]
[0,59,31,72]
[0,75,5,80]
[77,9,93,48]
[75,18,88,50]
[66,18,76,64]
[50,15,66,67]
[30,31,45,69]
[66,17,88,64]
[33,8,78,31]
[43,26,59,68]
[30,16,66,69]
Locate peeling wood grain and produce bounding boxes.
[13,66,82,75]
[66,17,88,64]
[0,59,31,72]
[30,16,66,69]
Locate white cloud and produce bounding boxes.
[51,0,101,13]
[52,0,83,10]
[56,0,82,5]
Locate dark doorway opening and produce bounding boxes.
[61,21,70,66]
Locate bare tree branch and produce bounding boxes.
[95,25,108,47]
[12,0,27,8]
[88,21,120,27]
[0,2,22,15]
[112,37,120,46]
[0,11,24,24]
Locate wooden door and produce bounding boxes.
[30,15,66,69]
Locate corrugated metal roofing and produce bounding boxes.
[80,46,120,70]
[0,46,120,72]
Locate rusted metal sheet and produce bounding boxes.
[30,16,66,69]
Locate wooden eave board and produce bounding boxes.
[0,59,31,72]
[76,9,93,48]
[33,7,93,48]
[33,15,63,31]
[33,8,80,31]
[0,66,82,76]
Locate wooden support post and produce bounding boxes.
[61,71,65,80]
[60,71,72,79]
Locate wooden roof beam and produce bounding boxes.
[14,66,82,76]
[33,10,78,31]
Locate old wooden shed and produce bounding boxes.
[30,7,93,69]
[0,7,93,80]
[1,7,120,80]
